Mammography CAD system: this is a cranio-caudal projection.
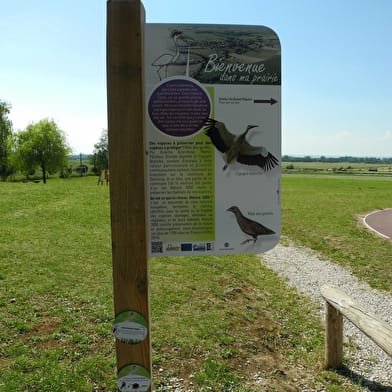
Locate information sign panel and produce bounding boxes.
[145,23,281,256]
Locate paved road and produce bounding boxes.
[364,208,392,239]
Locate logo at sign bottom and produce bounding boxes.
[117,364,151,392]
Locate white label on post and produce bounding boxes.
[113,311,148,344]
[117,364,151,392]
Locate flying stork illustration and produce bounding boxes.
[227,206,275,245]
[204,118,279,171]
[151,30,183,80]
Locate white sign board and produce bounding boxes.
[144,23,281,256]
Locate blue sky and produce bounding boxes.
[2,0,392,156]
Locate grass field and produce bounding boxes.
[281,175,392,292]
[0,175,390,391]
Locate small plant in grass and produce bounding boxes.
[194,358,241,390]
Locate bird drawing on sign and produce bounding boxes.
[204,118,279,171]
[151,30,183,80]
[227,206,275,245]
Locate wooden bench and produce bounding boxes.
[321,285,392,369]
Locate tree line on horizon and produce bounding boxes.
[0,99,108,183]
[282,155,392,164]
[2,97,390,183]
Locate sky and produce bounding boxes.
[1,0,392,157]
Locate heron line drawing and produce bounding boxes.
[204,118,279,171]
[227,206,275,245]
[151,30,183,81]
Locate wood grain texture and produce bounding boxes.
[107,0,151,378]
[321,285,392,368]
[325,301,343,368]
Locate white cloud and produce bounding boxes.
[380,130,392,141]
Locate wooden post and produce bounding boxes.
[325,301,343,369]
[107,0,151,388]
[322,285,392,366]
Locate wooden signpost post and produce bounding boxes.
[107,1,152,390]
[107,1,281,390]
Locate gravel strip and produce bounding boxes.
[262,242,392,390]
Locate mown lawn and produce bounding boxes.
[281,175,392,292]
[0,175,384,391]
[0,177,114,391]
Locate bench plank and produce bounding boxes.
[321,285,392,358]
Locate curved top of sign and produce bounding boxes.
[145,23,280,86]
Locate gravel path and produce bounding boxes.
[262,242,392,390]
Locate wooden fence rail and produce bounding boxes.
[321,285,392,369]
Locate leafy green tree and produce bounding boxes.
[0,100,14,181]
[16,119,71,183]
[90,129,108,174]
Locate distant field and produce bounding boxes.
[282,160,392,176]
[281,174,392,292]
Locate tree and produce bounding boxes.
[16,119,71,183]
[0,100,14,181]
[90,129,108,174]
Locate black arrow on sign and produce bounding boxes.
[254,98,278,105]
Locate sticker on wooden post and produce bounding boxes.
[117,364,151,392]
[112,311,148,344]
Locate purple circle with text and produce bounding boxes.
[148,78,211,137]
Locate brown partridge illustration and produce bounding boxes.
[227,206,275,245]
